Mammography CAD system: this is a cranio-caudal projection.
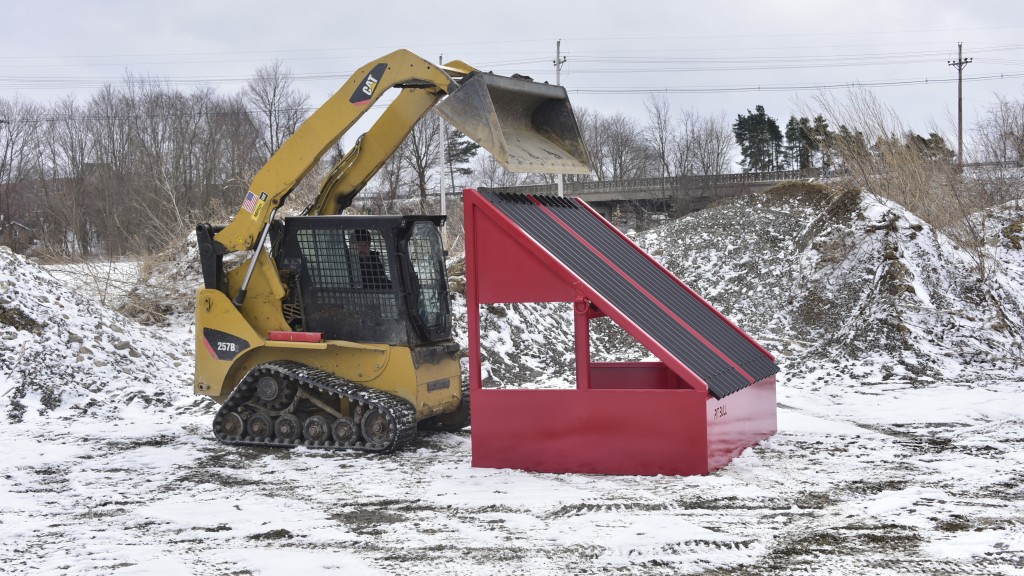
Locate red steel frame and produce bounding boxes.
[464,188,777,476]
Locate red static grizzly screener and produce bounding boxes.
[463,189,779,476]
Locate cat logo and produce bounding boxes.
[350,63,388,106]
[361,74,379,96]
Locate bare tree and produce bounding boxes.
[472,153,524,188]
[574,107,610,181]
[600,113,654,180]
[207,93,263,215]
[107,76,208,252]
[0,98,43,251]
[675,109,735,176]
[965,93,1024,219]
[363,151,406,214]
[690,111,736,176]
[973,93,1024,167]
[644,95,673,178]
[2,67,307,258]
[400,117,441,212]
[36,96,93,256]
[245,60,309,160]
[85,82,138,255]
[671,109,697,176]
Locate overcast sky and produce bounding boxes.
[2,0,1023,143]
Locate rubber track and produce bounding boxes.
[212,360,417,453]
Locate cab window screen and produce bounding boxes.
[295,227,399,324]
[406,222,451,340]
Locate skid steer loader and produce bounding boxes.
[193,49,590,452]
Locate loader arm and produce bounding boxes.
[310,83,450,216]
[214,50,472,252]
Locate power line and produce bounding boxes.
[3,26,1022,62]
[1,39,1023,94]
[567,72,1024,95]
[3,70,1021,117]
[3,66,1020,94]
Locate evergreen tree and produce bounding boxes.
[443,126,480,190]
[784,116,814,170]
[810,115,833,172]
[733,105,784,172]
[908,132,955,163]
[833,124,868,173]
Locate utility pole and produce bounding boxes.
[947,42,972,169]
[439,55,447,220]
[554,38,566,92]
[554,39,567,197]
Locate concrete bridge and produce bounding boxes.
[480,170,806,223]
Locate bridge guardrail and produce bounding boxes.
[478,161,1019,200]
[483,169,806,198]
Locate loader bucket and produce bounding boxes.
[437,73,591,174]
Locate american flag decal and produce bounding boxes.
[241,191,258,213]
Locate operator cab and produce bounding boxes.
[274,215,451,347]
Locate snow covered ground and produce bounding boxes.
[1,186,1023,575]
[3,365,1023,575]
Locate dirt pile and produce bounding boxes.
[0,247,194,423]
[634,183,1023,377]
